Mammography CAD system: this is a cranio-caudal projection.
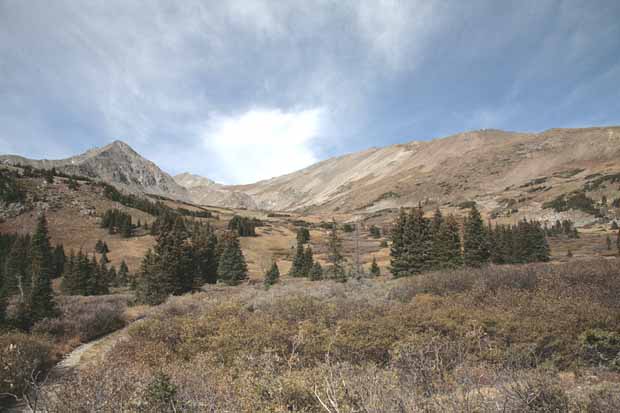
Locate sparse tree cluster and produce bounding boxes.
[369,225,382,239]
[390,205,550,277]
[489,220,550,264]
[228,215,261,237]
[289,239,314,277]
[326,219,346,281]
[0,215,60,329]
[101,209,133,237]
[61,250,110,295]
[545,219,579,239]
[136,217,247,304]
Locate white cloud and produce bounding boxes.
[203,108,323,184]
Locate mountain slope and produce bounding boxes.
[174,172,257,209]
[0,141,189,200]
[225,126,620,215]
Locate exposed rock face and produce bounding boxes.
[174,172,257,209]
[0,141,190,201]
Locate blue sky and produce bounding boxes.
[1,1,619,184]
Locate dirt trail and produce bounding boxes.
[7,319,143,412]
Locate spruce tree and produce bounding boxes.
[296,227,310,244]
[217,232,248,286]
[289,240,307,277]
[309,261,323,281]
[369,256,380,276]
[402,206,432,275]
[463,205,490,267]
[117,260,129,286]
[302,246,314,276]
[191,224,219,285]
[136,249,167,305]
[389,209,409,277]
[264,261,280,287]
[326,219,346,281]
[29,214,58,323]
[52,244,66,278]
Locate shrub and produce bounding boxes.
[579,329,620,370]
[0,332,54,396]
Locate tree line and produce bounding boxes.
[101,209,134,237]
[390,205,550,277]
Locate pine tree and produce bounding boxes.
[136,249,167,305]
[463,205,490,267]
[389,209,409,277]
[52,244,66,278]
[400,206,432,275]
[95,240,104,253]
[117,260,129,286]
[302,246,314,276]
[369,256,380,276]
[309,261,323,281]
[191,224,219,285]
[29,214,58,323]
[296,227,310,244]
[100,251,110,264]
[326,219,346,281]
[264,261,280,287]
[156,217,194,295]
[289,239,307,277]
[217,232,248,286]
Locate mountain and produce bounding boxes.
[186,126,620,221]
[0,140,190,201]
[174,173,257,209]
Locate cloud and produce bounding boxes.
[202,108,323,184]
[1,0,619,181]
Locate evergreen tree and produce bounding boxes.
[611,221,619,230]
[289,239,307,277]
[264,261,280,287]
[191,224,219,285]
[369,256,380,276]
[100,251,110,264]
[52,244,66,278]
[606,235,612,250]
[369,225,381,239]
[296,227,310,244]
[136,249,167,305]
[117,260,129,286]
[217,232,248,286]
[95,239,105,253]
[326,219,346,281]
[4,236,31,300]
[463,206,490,267]
[309,261,323,281]
[303,246,314,275]
[402,206,433,275]
[29,214,58,323]
[155,217,194,295]
[389,209,409,277]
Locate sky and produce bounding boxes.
[1,1,619,184]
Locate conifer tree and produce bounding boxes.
[309,261,323,281]
[369,256,380,276]
[606,235,612,250]
[463,205,490,267]
[29,214,58,323]
[264,261,280,287]
[52,244,66,278]
[302,246,314,276]
[402,206,433,275]
[389,209,409,277]
[117,260,129,286]
[326,219,346,281]
[217,232,248,286]
[4,236,31,300]
[136,249,167,305]
[191,224,219,285]
[95,240,105,253]
[289,239,307,277]
[296,227,310,244]
[156,217,194,295]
